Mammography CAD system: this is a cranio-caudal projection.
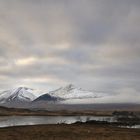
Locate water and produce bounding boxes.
[0,116,114,128]
[0,116,139,129]
[120,125,140,129]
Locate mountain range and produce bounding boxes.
[0,84,106,108]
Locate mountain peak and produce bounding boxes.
[48,84,100,101]
[64,84,75,90]
[15,87,33,91]
[0,87,37,104]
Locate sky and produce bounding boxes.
[0,0,140,100]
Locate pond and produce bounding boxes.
[0,116,114,128]
[0,116,140,128]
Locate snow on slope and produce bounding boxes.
[0,87,38,103]
[48,84,105,100]
[0,85,108,105]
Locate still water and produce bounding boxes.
[0,116,140,128]
[0,116,114,128]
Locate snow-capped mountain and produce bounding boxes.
[31,84,106,106]
[48,84,104,100]
[0,87,37,104]
[0,84,107,107]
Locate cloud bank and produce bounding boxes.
[0,0,140,102]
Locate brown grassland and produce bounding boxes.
[0,124,140,140]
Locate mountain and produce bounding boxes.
[0,87,37,104]
[30,84,106,108]
[48,84,104,100]
[0,84,107,108]
[33,93,62,102]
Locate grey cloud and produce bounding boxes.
[0,0,140,102]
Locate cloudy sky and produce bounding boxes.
[0,0,140,99]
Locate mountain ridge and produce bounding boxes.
[0,84,106,107]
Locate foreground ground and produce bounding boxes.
[0,124,140,140]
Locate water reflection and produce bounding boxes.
[0,116,139,129]
[120,125,140,129]
[0,116,114,128]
